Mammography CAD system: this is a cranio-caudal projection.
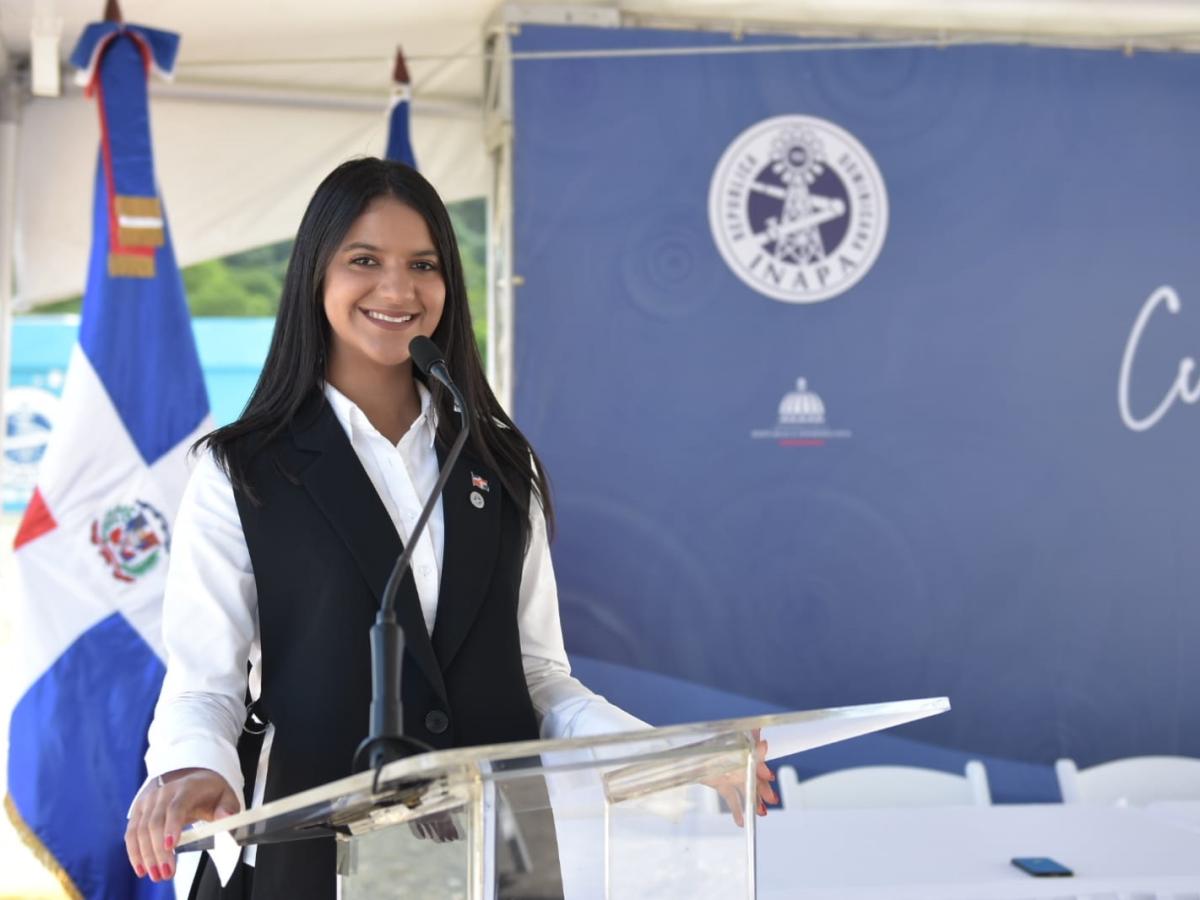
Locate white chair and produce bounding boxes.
[1055,755,1200,806]
[776,760,992,809]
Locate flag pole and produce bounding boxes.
[0,50,22,493]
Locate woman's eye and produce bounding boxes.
[350,256,377,266]
[412,260,439,272]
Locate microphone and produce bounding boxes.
[408,338,454,397]
[353,336,472,774]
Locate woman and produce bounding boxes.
[124,158,774,898]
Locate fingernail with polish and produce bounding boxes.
[164,835,174,850]
[135,865,145,878]
[163,863,173,878]
[149,866,160,880]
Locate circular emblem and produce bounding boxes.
[4,386,58,466]
[469,491,485,509]
[708,115,888,303]
[91,500,172,583]
[3,386,59,507]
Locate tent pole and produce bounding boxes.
[0,63,22,496]
[483,24,516,412]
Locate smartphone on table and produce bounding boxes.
[1011,856,1073,877]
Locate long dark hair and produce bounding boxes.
[198,157,553,537]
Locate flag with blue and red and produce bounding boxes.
[5,18,209,900]
[385,48,417,168]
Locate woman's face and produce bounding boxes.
[323,196,446,373]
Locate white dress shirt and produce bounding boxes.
[142,381,646,875]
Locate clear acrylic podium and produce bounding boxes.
[178,697,948,899]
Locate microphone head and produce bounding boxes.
[408,336,446,377]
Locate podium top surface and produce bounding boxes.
[179,696,949,850]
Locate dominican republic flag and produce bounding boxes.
[5,20,208,900]
[385,48,417,167]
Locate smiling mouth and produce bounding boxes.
[363,309,415,325]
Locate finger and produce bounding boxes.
[143,792,173,880]
[133,808,162,881]
[126,788,155,877]
[163,790,193,861]
[212,786,241,820]
[131,787,167,881]
[124,816,147,878]
[717,784,744,828]
[758,778,779,806]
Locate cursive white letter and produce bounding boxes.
[1118,285,1199,432]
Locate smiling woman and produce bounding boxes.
[322,198,448,442]
[118,158,667,900]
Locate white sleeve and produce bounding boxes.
[519,495,650,740]
[134,449,258,810]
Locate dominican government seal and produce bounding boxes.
[708,115,888,303]
[91,500,172,583]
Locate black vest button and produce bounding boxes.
[425,710,449,734]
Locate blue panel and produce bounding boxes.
[512,27,1200,801]
[7,613,172,899]
[97,36,157,199]
[386,98,417,168]
[77,159,209,465]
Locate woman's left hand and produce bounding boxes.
[707,728,778,827]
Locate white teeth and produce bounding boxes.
[366,310,414,324]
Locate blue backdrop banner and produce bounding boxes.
[510,26,1200,802]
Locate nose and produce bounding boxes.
[378,264,417,303]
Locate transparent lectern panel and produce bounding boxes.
[338,772,480,900]
[602,760,756,898]
[341,808,472,899]
[180,699,950,900]
[340,738,759,900]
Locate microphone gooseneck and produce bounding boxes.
[380,337,469,618]
[353,336,471,776]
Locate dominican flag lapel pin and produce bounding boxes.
[470,472,489,509]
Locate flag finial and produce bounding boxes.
[103,0,123,23]
[392,47,410,86]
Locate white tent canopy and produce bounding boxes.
[4,0,1200,308]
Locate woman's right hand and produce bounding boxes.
[125,767,240,882]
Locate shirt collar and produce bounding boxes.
[323,379,438,448]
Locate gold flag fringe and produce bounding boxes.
[108,253,156,278]
[3,793,84,900]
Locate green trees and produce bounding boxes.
[26,198,489,358]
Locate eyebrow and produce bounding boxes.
[341,241,438,257]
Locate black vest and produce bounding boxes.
[227,395,539,900]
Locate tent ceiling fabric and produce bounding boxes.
[5,0,1200,305]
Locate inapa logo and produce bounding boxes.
[751,378,852,447]
[709,115,888,304]
[91,500,172,583]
